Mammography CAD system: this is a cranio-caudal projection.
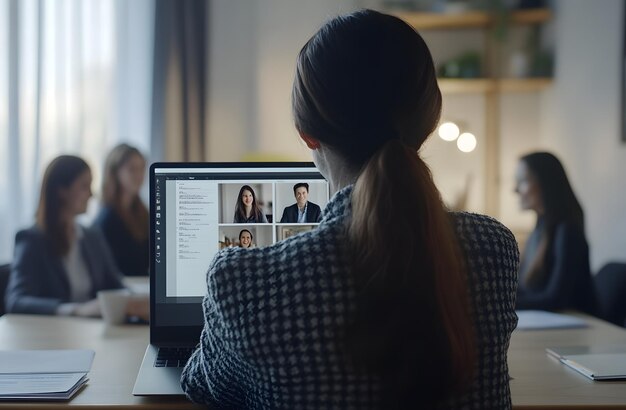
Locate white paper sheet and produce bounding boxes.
[0,349,94,374]
[516,310,588,330]
[0,349,93,400]
[0,373,86,395]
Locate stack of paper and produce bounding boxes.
[0,349,94,400]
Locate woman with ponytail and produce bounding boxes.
[183,9,519,409]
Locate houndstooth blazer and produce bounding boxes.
[181,185,519,409]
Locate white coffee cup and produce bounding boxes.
[97,289,131,325]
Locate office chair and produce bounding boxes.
[0,264,10,317]
[594,262,626,327]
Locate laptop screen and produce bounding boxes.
[149,162,328,340]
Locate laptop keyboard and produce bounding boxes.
[155,347,195,368]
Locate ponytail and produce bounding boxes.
[346,139,475,406]
[291,10,474,404]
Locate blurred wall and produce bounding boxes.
[206,0,626,270]
[541,0,626,271]
[206,0,357,162]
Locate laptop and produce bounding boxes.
[133,162,328,395]
[547,346,626,381]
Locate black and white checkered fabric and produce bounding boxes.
[181,185,519,409]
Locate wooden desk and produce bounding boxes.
[510,313,626,409]
[0,314,200,409]
[2,313,626,408]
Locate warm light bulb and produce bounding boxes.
[438,122,460,142]
[457,132,477,153]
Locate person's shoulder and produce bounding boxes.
[82,224,108,243]
[451,211,519,264]
[209,224,329,285]
[14,226,45,252]
[451,212,516,242]
[93,205,119,224]
[206,246,272,300]
[207,224,341,335]
[15,225,43,241]
[553,221,587,247]
[451,212,519,306]
[308,201,321,210]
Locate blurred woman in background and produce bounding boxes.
[93,144,149,276]
[515,151,596,314]
[5,155,133,316]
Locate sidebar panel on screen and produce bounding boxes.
[174,180,218,297]
[165,180,218,299]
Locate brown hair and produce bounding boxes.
[234,185,264,223]
[36,155,91,256]
[293,9,475,406]
[102,143,148,241]
[293,182,309,194]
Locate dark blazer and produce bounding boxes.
[93,206,149,276]
[279,201,322,223]
[517,220,596,315]
[5,225,125,315]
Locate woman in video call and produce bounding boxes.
[93,143,149,276]
[183,10,519,409]
[515,151,596,314]
[233,185,268,223]
[5,155,147,318]
[238,229,254,248]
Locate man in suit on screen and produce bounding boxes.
[280,183,322,224]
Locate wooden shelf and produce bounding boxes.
[438,78,495,93]
[498,77,553,92]
[395,11,490,29]
[391,8,554,217]
[395,8,552,30]
[509,8,553,25]
[438,78,552,94]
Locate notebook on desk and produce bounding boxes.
[133,162,328,395]
[547,346,626,380]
